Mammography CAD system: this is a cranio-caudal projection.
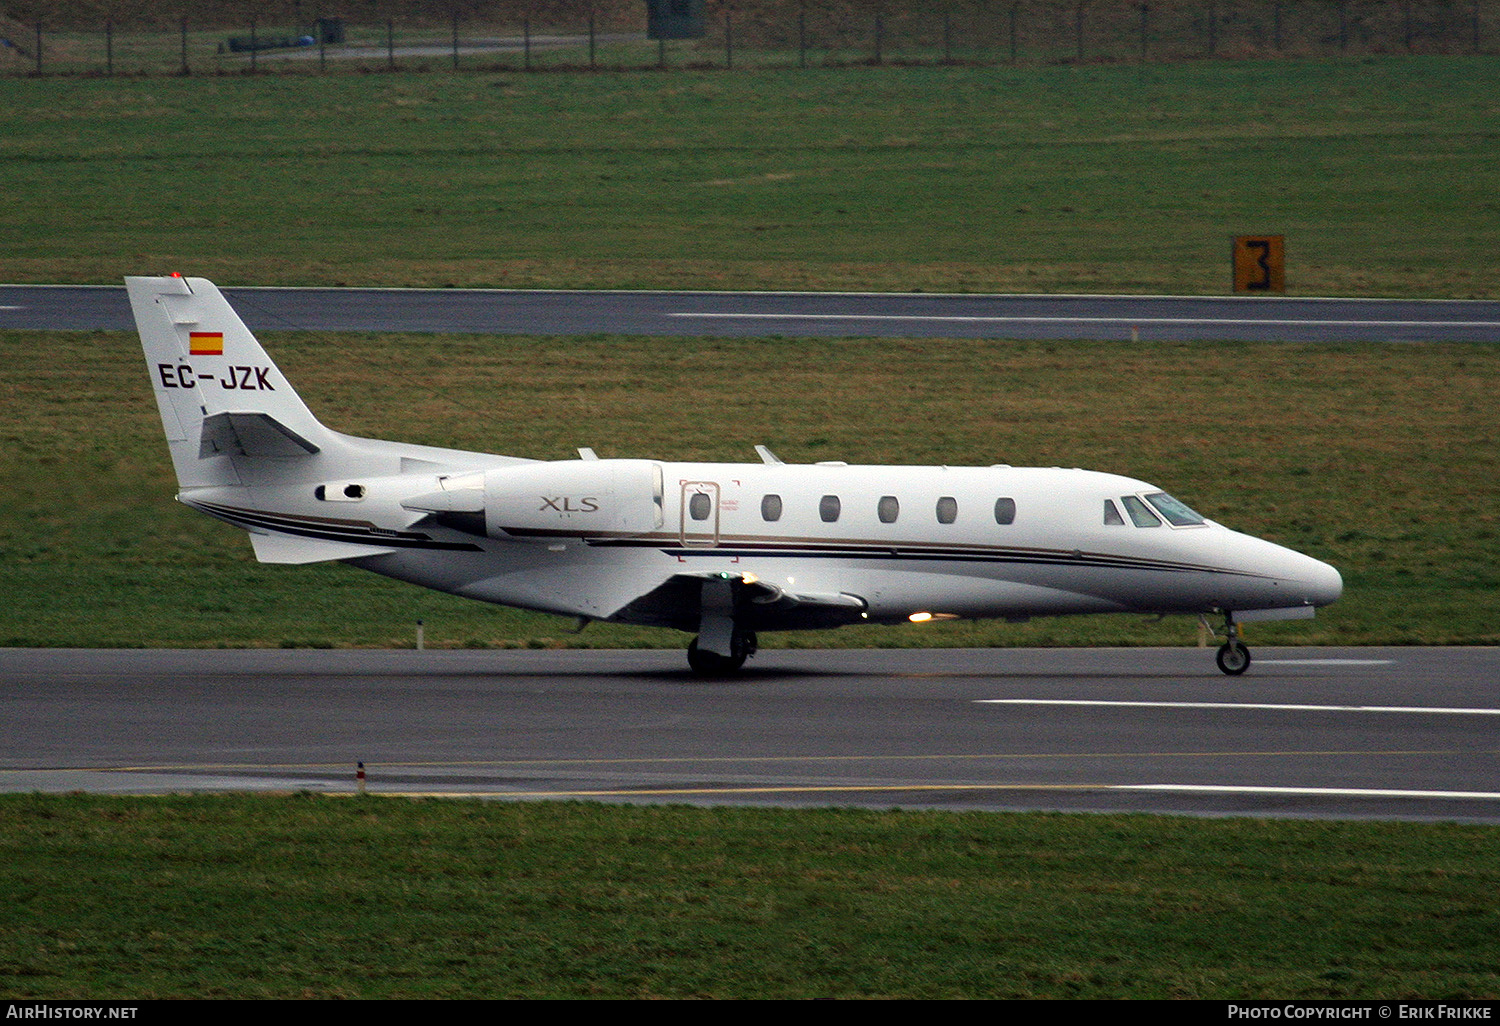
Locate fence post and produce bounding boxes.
[1207,0,1217,56]
[1009,2,1018,62]
[387,18,395,70]
[1075,0,1085,60]
[452,8,459,69]
[524,16,531,70]
[106,17,113,76]
[726,9,733,68]
[34,22,42,76]
[590,7,598,69]
[944,10,952,61]
[1339,0,1348,52]
[874,11,884,64]
[1139,3,1149,61]
[181,16,190,75]
[250,18,257,72]
[1273,1,1282,50]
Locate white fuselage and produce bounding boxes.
[182,455,1343,634]
[128,273,1340,668]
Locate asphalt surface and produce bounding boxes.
[249,33,643,62]
[3,646,1497,822]
[7,284,1500,341]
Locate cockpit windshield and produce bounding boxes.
[1144,492,1206,527]
[1120,495,1161,527]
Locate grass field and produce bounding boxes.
[3,794,1497,999]
[7,57,1495,647]
[3,56,1500,295]
[2,329,1496,649]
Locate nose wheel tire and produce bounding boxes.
[1216,640,1251,675]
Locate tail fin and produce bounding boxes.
[127,275,336,489]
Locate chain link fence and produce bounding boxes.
[3,1,1493,75]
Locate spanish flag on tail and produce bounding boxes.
[189,331,223,356]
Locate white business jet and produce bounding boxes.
[129,275,1342,675]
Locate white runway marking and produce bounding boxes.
[670,312,1500,330]
[1122,784,1500,800]
[0,306,23,311]
[978,700,1500,715]
[1255,658,1392,665]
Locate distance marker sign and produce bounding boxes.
[1233,235,1286,293]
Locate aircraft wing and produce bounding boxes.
[607,572,868,633]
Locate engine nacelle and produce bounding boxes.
[484,459,663,540]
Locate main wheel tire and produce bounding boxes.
[687,637,747,675]
[1216,640,1251,675]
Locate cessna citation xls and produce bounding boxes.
[129,275,1342,675]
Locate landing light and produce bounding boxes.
[908,612,959,623]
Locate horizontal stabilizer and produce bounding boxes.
[248,532,397,565]
[199,411,321,459]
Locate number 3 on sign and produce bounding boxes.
[1233,235,1285,292]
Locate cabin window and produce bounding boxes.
[936,496,958,524]
[1103,499,1125,526]
[819,495,841,523]
[761,494,783,522]
[994,497,1016,525]
[688,492,712,521]
[1145,492,1206,527]
[878,496,900,524]
[1121,495,1162,527]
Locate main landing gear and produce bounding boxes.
[687,630,758,675]
[1206,612,1252,675]
[687,574,759,675]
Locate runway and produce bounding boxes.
[3,646,1497,822]
[6,284,1500,341]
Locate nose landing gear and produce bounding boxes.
[1216,636,1251,675]
[1205,612,1252,675]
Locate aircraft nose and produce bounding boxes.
[1302,555,1344,608]
[1222,531,1343,611]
